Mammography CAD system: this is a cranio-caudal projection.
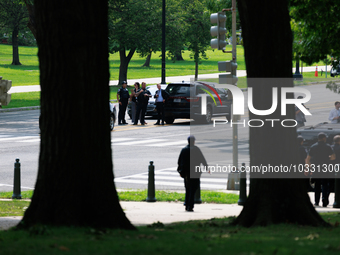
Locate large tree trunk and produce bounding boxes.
[11,27,21,65]
[19,0,134,229]
[119,48,136,85]
[234,0,328,227]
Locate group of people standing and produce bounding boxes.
[299,132,340,207]
[296,100,340,127]
[116,81,169,125]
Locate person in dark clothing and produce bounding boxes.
[331,135,340,202]
[134,82,151,125]
[117,81,130,125]
[154,83,169,125]
[297,136,309,190]
[177,135,208,212]
[306,132,335,207]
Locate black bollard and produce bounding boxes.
[238,163,247,206]
[12,158,22,199]
[146,161,156,202]
[333,176,340,208]
[194,185,202,204]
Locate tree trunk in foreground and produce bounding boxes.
[233,0,328,227]
[19,0,134,229]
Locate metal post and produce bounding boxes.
[161,0,166,84]
[194,185,202,204]
[238,163,247,205]
[12,158,22,199]
[146,161,156,202]
[231,0,238,175]
[293,58,303,80]
[333,177,340,208]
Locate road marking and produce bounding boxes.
[20,139,40,143]
[0,136,37,142]
[114,168,228,189]
[111,137,134,143]
[151,140,188,147]
[114,138,167,146]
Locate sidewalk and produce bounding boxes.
[1,192,340,230]
[7,66,329,94]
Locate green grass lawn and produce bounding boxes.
[0,190,238,214]
[0,213,340,254]
[1,44,329,87]
[1,44,245,86]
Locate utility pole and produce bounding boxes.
[161,0,166,84]
[211,0,239,174]
[231,0,238,172]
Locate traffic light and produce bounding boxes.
[0,77,12,106]
[210,12,227,50]
[218,60,238,85]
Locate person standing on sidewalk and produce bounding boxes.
[295,96,308,128]
[134,82,151,125]
[306,132,335,207]
[154,83,169,125]
[130,82,140,124]
[117,81,130,125]
[177,135,208,212]
[328,101,340,123]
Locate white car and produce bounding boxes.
[109,102,117,130]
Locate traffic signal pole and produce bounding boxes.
[211,1,239,188]
[222,0,238,174]
[231,0,238,175]
[161,0,166,84]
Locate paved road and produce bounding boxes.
[1,82,340,192]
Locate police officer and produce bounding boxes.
[134,82,151,125]
[117,81,130,125]
[306,132,335,207]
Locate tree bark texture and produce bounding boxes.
[119,48,136,85]
[20,0,134,229]
[234,0,328,227]
[11,27,21,65]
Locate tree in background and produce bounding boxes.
[290,0,340,66]
[182,0,211,80]
[234,0,327,227]
[108,0,162,84]
[19,0,134,229]
[0,0,28,65]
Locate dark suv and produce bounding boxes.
[297,122,340,148]
[164,81,232,124]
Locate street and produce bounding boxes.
[0,82,340,192]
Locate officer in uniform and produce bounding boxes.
[306,132,335,207]
[134,82,151,125]
[117,81,130,125]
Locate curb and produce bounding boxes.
[0,106,40,113]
